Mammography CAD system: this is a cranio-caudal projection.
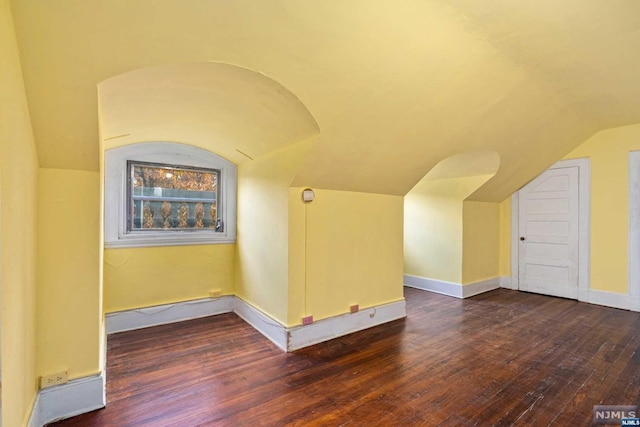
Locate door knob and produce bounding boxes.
[520,236,526,241]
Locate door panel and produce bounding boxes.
[525,242,569,260]
[526,220,569,237]
[526,198,569,214]
[518,166,579,299]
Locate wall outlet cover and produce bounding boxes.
[40,370,68,389]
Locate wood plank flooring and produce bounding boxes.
[50,288,640,426]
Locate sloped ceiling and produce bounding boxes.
[10,0,640,201]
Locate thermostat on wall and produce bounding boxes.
[302,188,315,203]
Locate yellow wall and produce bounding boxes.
[104,244,235,312]
[287,188,306,326]
[563,123,640,293]
[235,139,314,325]
[462,201,500,284]
[0,0,39,423]
[289,189,404,323]
[404,175,493,283]
[37,169,102,379]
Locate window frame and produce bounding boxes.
[105,142,237,248]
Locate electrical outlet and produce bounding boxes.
[209,290,222,298]
[350,304,359,314]
[40,371,68,389]
[302,315,313,326]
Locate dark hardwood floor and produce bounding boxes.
[50,288,640,426]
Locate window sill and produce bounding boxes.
[104,233,236,249]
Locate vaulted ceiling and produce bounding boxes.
[98,63,320,164]
[10,0,640,201]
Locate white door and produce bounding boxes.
[518,166,579,299]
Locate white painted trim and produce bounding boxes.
[403,275,500,299]
[500,276,514,290]
[574,158,592,303]
[462,277,501,298]
[287,300,406,351]
[104,142,237,249]
[510,193,519,289]
[28,372,106,427]
[233,297,288,352]
[105,296,234,334]
[628,151,640,312]
[511,158,591,301]
[105,296,409,353]
[404,274,463,298]
[587,289,632,311]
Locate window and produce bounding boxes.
[105,142,236,248]
[128,162,222,231]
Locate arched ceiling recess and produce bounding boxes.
[423,151,500,181]
[98,62,320,164]
[407,151,500,199]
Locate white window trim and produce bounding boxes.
[628,151,640,311]
[105,142,236,248]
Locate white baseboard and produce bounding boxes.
[105,295,407,353]
[587,289,633,311]
[495,276,638,312]
[404,274,463,298]
[233,297,288,351]
[404,275,500,299]
[105,296,234,334]
[462,277,501,298]
[287,300,406,351]
[29,371,106,426]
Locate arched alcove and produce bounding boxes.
[404,151,500,285]
[98,62,320,164]
[421,151,500,182]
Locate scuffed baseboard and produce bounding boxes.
[105,296,235,334]
[403,274,500,299]
[29,371,105,427]
[286,300,406,351]
[105,295,408,353]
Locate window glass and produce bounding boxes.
[128,162,222,231]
